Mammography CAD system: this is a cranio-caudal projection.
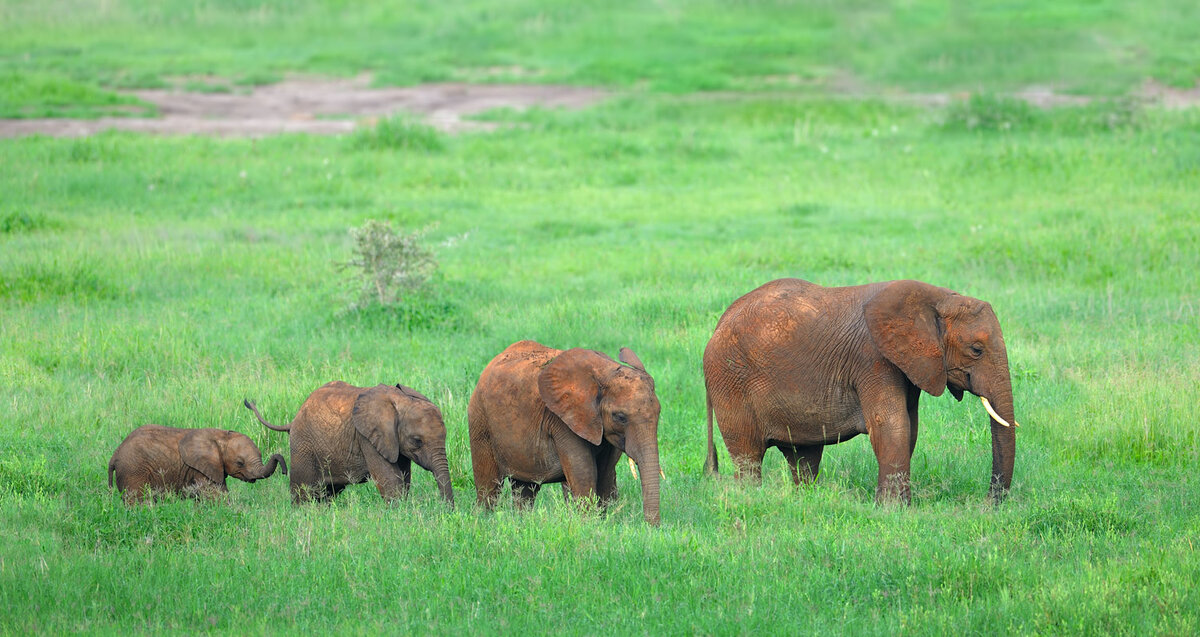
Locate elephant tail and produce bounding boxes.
[703,382,718,476]
[108,460,115,488]
[244,398,290,432]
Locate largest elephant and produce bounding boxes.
[703,278,1019,503]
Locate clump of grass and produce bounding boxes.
[1,211,56,234]
[182,79,233,94]
[233,71,282,87]
[349,115,444,152]
[1063,98,1143,133]
[0,71,154,118]
[0,258,122,302]
[943,93,1037,132]
[0,455,60,502]
[341,219,437,309]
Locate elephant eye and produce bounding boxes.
[612,412,628,424]
[411,436,423,448]
[236,460,245,467]
[969,343,984,358]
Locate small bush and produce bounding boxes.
[341,220,437,308]
[349,115,444,152]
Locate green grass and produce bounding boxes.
[3,0,1200,634]
[2,0,1200,105]
[2,94,1198,634]
[0,71,155,118]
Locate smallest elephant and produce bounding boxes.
[108,424,287,503]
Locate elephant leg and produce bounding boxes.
[555,432,599,503]
[725,437,766,485]
[471,443,504,510]
[864,393,913,504]
[595,445,622,507]
[123,480,149,505]
[780,444,824,485]
[398,456,412,495]
[511,480,542,509]
[906,385,921,457]
[362,443,409,501]
[290,455,328,504]
[292,482,330,504]
[716,405,765,484]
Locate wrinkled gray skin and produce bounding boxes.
[108,424,287,504]
[245,381,453,506]
[468,341,662,525]
[703,279,1017,504]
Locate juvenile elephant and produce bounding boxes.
[468,340,663,525]
[703,279,1020,504]
[108,425,287,503]
[244,382,453,506]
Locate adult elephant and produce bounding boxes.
[244,382,453,506]
[468,340,663,525]
[703,278,1019,504]
[108,425,286,503]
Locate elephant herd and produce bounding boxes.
[109,278,1020,525]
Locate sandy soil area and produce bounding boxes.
[1,75,1195,139]
[0,76,608,138]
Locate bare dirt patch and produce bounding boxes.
[2,73,1196,140]
[0,75,608,138]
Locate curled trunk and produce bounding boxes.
[254,454,287,480]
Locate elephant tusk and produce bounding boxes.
[981,396,1020,428]
[627,457,666,480]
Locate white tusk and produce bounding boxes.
[627,457,666,480]
[981,396,1020,428]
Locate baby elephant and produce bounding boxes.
[108,425,287,503]
[244,382,454,506]
[468,340,663,525]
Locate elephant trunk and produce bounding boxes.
[251,454,287,480]
[629,434,662,526]
[430,449,454,508]
[986,387,1017,502]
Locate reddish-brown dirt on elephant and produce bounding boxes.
[244,381,453,506]
[468,340,663,525]
[108,424,287,504]
[703,278,1017,504]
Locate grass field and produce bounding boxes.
[2,1,1200,634]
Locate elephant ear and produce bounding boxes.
[864,280,950,397]
[351,387,401,463]
[179,430,225,485]
[538,348,611,446]
[618,347,647,373]
[395,383,432,404]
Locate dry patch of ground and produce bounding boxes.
[1,73,1196,139]
[0,75,607,138]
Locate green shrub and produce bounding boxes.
[341,220,437,309]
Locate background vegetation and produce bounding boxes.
[1,0,1198,633]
